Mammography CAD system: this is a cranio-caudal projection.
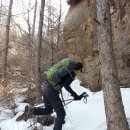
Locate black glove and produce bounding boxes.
[72,93,82,100]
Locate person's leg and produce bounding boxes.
[53,106,66,130]
[45,88,66,130]
[33,93,53,115]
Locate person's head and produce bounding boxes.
[74,62,83,74]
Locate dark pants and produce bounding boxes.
[33,84,66,130]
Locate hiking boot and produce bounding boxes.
[16,105,34,121]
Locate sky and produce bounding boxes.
[0,0,69,32]
[0,79,130,130]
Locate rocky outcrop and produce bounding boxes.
[63,0,130,91]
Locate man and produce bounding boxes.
[18,58,84,130]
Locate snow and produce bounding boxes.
[0,79,130,130]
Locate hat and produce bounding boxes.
[74,62,83,72]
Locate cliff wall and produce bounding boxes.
[63,0,130,91]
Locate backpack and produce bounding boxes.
[45,58,76,91]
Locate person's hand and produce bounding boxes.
[73,93,82,100]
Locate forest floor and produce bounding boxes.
[0,79,130,130]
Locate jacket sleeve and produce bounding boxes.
[61,72,76,95]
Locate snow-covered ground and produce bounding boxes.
[0,79,130,130]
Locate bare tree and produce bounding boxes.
[27,0,38,104]
[56,0,62,60]
[30,0,37,78]
[35,0,45,102]
[0,0,2,22]
[32,0,37,38]
[27,0,32,74]
[46,0,63,63]
[47,0,54,64]
[96,0,129,130]
[51,23,54,65]
[2,0,13,80]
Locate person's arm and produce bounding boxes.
[61,72,82,100]
[60,72,76,95]
[64,81,76,96]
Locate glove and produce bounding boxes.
[72,93,82,100]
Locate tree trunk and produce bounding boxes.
[27,0,32,76]
[2,0,13,80]
[0,0,2,22]
[32,0,37,37]
[56,0,62,60]
[35,0,45,103]
[47,0,54,65]
[96,1,129,130]
[51,20,54,65]
[31,0,37,79]
[26,0,33,104]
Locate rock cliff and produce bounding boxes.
[63,0,130,91]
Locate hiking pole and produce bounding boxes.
[63,92,89,106]
[80,92,89,104]
[27,99,74,128]
[35,93,88,108]
[63,99,74,106]
[27,93,88,128]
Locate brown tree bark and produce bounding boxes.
[47,0,54,65]
[0,0,2,22]
[35,0,45,103]
[96,0,129,130]
[2,0,13,80]
[110,0,128,20]
[56,0,62,60]
[32,0,37,38]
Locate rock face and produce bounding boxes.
[63,0,130,91]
